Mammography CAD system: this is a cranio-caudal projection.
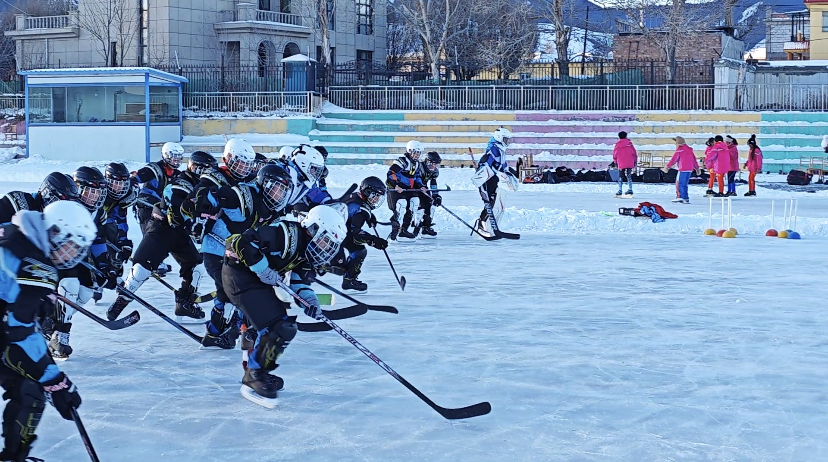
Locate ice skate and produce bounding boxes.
[240,368,284,408]
[341,278,368,293]
[703,189,715,197]
[174,284,205,322]
[107,295,132,321]
[421,226,437,237]
[48,323,72,360]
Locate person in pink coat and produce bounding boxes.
[743,134,763,196]
[725,135,740,196]
[612,131,637,197]
[703,137,718,196]
[706,135,730,197]
[664,136,700,203]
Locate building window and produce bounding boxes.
[259,0,271,10]
[149,86,180,123]
[328,0,335,30]
[28,85,147,124]
[356,0,373,35]
[823,12,828,32]
[139,0,149,66]
[357,50,372,62]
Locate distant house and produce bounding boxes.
[612,20,744,63]
[764,8,809,60]
[805,0,828,59]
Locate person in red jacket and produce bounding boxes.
[703,137,717,197]
[706,135,730,197]
[612,131,637,198]
[664,136,699,203]
[744,134,763,196]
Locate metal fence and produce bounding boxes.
[331,59,716,87]
[183,92,318,114]
[327,83,828,112]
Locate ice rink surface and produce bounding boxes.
[2,162,827,461]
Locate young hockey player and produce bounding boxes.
[133,141,184,233]
[386,140,425,241]
[49,167,110,359]
[223,205,347,405]
[0,172,79,224]
[107,158,205,322]
[330,176,389,292]
[417,151,442,237]
[186,157,293,349]
[472,128,518,235]
[0,200,96,461]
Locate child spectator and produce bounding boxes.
[725,135,740,196]
[612,131,637,198]
[664,136,699,203]
[744,135,762,196]
[703,137,716,197]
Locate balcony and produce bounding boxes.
[215,2,309,36]
[5,12,79,39]
[783,40,810,52]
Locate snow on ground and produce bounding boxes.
[2,161,828,461]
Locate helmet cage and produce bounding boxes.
[262,178,289,211]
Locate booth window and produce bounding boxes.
[149,86,180,123]
[28,86,148,123]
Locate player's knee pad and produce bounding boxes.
[2,378,44,457]
[254,317,298,371]
[124,263,152,292]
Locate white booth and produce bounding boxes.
[21,67,187,162]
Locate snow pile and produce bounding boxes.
[0,146,23,162]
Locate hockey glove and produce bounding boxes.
[42,373,82,421]
[256,267,280,286]
[366,213,378,228]
[117,241,133,262]
[371,236,388,250]
[303,299,323,320]
[432,194,442,207]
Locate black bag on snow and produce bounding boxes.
[583,170,606,182]
[787,170,812,186]
[632,172,644,183]
[662,168,678,183]
[642,168,663,183]
[555,166,573,178]
[543,170,559,184]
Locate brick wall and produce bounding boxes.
[613,32,723,62]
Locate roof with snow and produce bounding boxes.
[19,67,188,83]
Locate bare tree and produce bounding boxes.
[75,0,137,66]
[390,0,478,81]
[475,0,538,81]
[147,34,170,68]
[540,0,579,77]
[386,5,420,70]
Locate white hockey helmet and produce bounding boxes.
[492,128,512,146]
[301,205,347,268]
[278,146,295,160]
[43,200,97,269]
[223,138,257,179]
[405,140,424,161]
[291,145,325,188]
[161,142,185,168]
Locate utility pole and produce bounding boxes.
[581,4,589,73]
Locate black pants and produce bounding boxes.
[203,253,229,304]
[0,365,44,459]
[135,205,153,235]
[479,176,499,221]
[222,265,289,331]
[132,226,201,285]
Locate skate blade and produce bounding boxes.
[240,385,278,409]
[52,356,69,362]
[341,288,368,295]
[199,344,236,351]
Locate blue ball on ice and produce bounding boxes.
[785,229,794,233]
[787,231,801,240]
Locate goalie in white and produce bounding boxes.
[471,128,518,235]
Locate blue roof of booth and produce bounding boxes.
[19,67,187,83]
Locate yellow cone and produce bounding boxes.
[778,230,789,238]
[728,227,738,235]
[703,229,717,235]
[722,230,736,238]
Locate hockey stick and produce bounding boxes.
[312,278,399,313]
[297,304,370,332]
[482,201,520,240]
[71,408,101,462]
[334,183,358,202]
[55,294,140,331]
[372,226,406,291]
[274,279,491,420]
[438,204,502,241]
[468,147,478,169]
[115,284,203,343]
[396,186,452,194]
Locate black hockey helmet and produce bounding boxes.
[425,151,442,172]
[254,152,268,172]
[313,145,329,160]
[105,162,131,200]
[188,150,218,175]
[256,164,292,211]
[39,171,80,206]
[73,166,107,211]
[359,176,386,209]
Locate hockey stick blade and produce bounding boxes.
[496,231,520,240]
[299,304,369,332]
[441,205,501,241]
[335,183,358,202]
[195,290,217,304]
[399,276,407,291]
[55,295,141,331]
[313,278,399,313]
[436,401,492,420]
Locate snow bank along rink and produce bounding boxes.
[3,160,828,461]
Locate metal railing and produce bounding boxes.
[255,9,304,26]
[25,15,70,30]
[182,91,317,114]
[0,95,24,110]
[327,83,828,112]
